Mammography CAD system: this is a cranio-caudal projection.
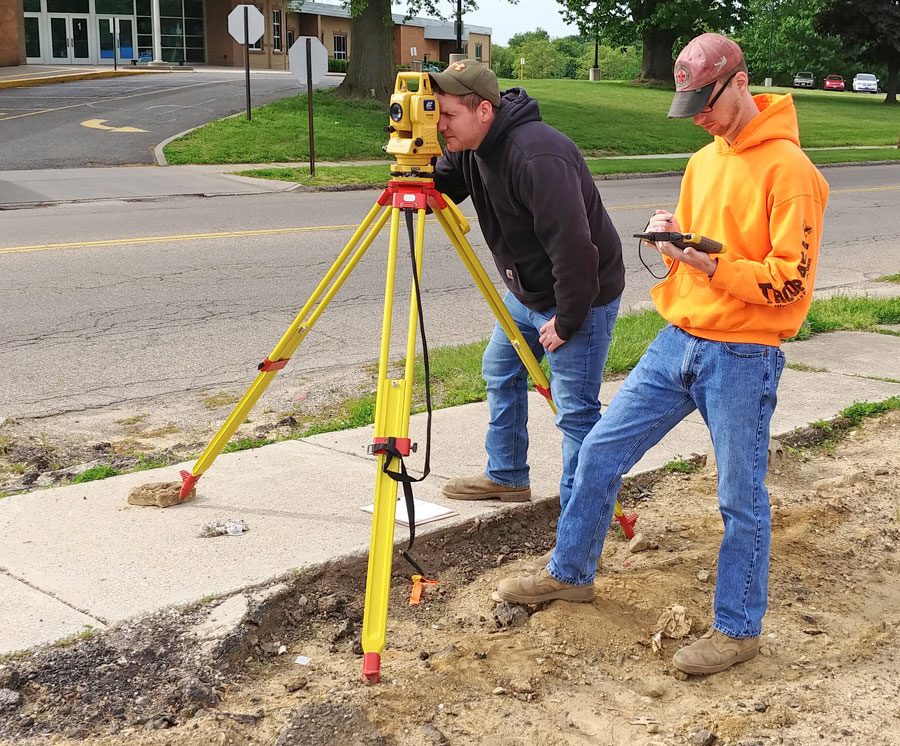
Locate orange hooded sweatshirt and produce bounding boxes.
[650,93,829,346]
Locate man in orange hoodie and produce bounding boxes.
[494,33,829,676]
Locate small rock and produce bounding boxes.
[510,679,534,694]
[144,713,175,730]
[179,676,220,707]
[628,533,656,553]
[423,723,449,745]
[494,603,529,628]
[284,676,308,692]
[0,689,22,710]
[128,481,195,508]
[697,569,711,582]
[688,727,717,746]
[492,686,507,695]
[645,679,667,698]
[198,519,249,537]
[0,666,20,690]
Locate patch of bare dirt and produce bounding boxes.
[0,365,375,495]
[2,411,899,746]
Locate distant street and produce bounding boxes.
[0,164,898,420]
[0,71,334,169]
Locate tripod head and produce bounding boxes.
[384,72,443,179]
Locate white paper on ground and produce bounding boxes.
[360,498,457,526]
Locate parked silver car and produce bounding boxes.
[852,73,878,93]
[793,71,815,88]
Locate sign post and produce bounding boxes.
[289,36,327,177]
[227,4,265,121]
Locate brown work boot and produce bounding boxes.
[672,629,760,675]
[496,568,594,604]
[441,474,531,502]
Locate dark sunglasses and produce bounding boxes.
[701,72,737,113]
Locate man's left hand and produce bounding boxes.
[540,316,565,352]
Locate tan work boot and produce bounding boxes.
[441,474,531,502]
[496,568,594,604]
[672,629,760,675]
[523,548,555,574]
[523,548,602,575]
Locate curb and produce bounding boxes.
[0,68,164,89]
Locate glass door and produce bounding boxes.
[98,17,136,64]
[48,15,92,63]
[49,15,70,62]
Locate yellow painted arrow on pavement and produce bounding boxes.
[81,118,148,133]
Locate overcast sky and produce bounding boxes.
[465,0,579,45]
[388,0,580,46]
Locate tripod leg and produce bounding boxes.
[179,201,392,498]
[361,205,427,684]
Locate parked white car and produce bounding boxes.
[852,73,878,93]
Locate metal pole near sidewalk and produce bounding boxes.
[307,37,315,177]
[244,6,251,121]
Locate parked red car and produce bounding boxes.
[824,74,845,91]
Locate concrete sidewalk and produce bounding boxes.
[1,330,899,654]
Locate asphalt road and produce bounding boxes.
[0,71,333,169]
[0,164,898,420]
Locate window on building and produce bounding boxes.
[461,43,468,55]
[333,33,347,60]
[272,9,282,52]
[287,30,295,51]
[475,44,482,61]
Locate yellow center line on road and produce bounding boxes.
[0,224,363,255]
[2,185,897,256]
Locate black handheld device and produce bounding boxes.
[633,232,725,254]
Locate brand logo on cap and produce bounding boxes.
[713,55,727,71]
[452,62,466,71]
[675,65,690,89]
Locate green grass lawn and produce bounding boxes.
[164,82,900,165]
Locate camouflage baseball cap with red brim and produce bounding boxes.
[668,33,744,119]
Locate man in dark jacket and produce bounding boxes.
[429,60,625,546]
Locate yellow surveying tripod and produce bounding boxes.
[178,72,637,685]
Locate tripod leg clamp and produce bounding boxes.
[258,357,290,372]
[369,436,412,457]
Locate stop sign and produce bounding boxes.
[228,4,265,45]
[289,36,328,86]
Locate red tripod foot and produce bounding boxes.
[179,470,199,500]
[615,511,639,540]
[362,652,381,685]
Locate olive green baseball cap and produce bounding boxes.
[428,59,501,107]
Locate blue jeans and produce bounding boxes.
[550,325,785,638]
[482,292,620,509]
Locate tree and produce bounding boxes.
[739,0,845,86]
[507,28,551,48]
[335,0,479,102]
[513,38,568,79]
[816,0,900,104]
[558,0,747,84]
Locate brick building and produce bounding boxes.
[1,0,27,66]
[6,0,489,70]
